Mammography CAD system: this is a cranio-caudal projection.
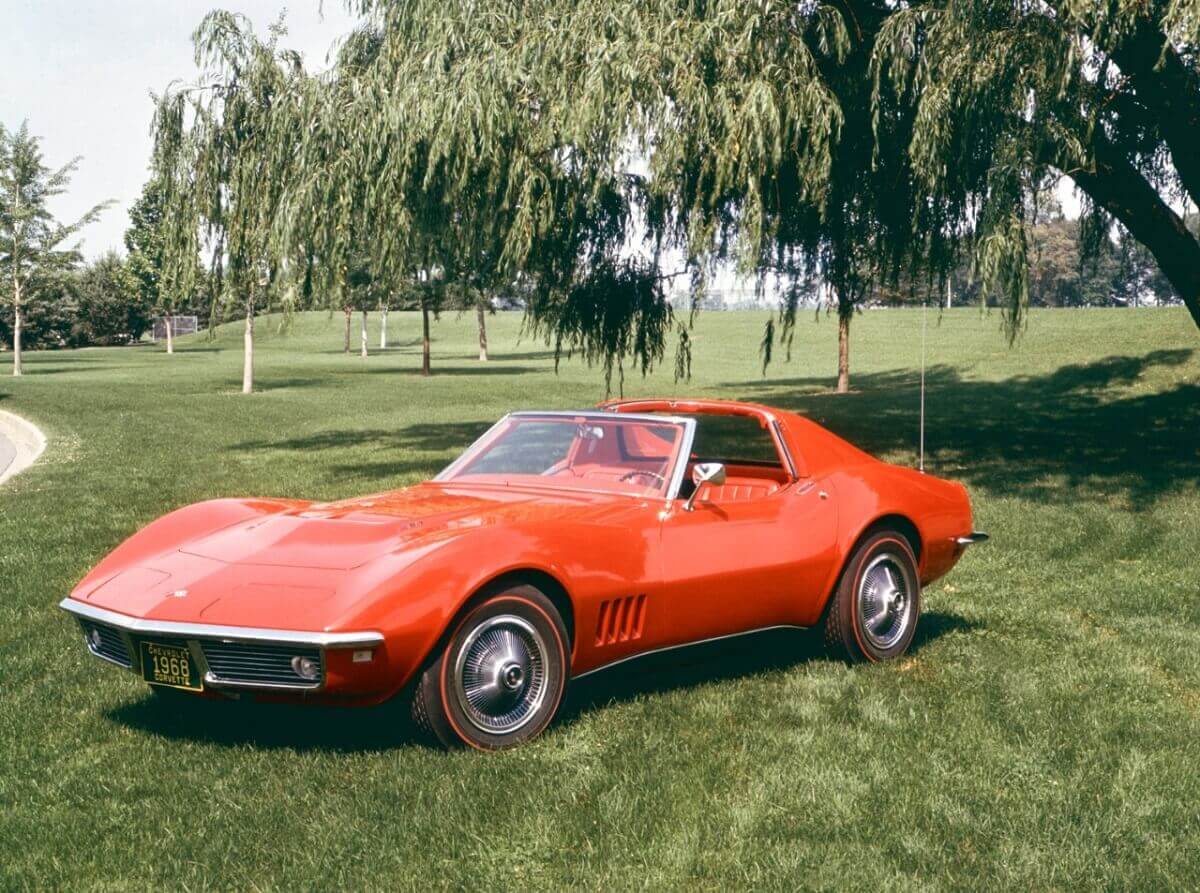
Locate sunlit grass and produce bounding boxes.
[1,307,1198,889]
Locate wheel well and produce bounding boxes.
[860,514,922,563]
[818,514,924,622]
[469,569,576,649]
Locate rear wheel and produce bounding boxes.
[823,530,921,662]
[412,584,569,750]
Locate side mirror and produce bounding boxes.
[683,462,726,512]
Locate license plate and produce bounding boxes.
[140,641,202,691]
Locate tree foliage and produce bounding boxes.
[149,1,1200,392]
[72,252,153,345]
[0,121,109,374]
[872,0,1200,328]
[152,12,312,390]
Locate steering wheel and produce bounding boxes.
[619,469,667,488]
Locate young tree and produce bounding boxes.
[124,176,206,353]
[151,13,309,393]
[0,122,109,375]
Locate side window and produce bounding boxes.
[690,414,784,468]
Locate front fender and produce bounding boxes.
[332,509,655,697]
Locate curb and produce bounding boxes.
[0,409,47,486]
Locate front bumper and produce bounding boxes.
[60,598,384,694]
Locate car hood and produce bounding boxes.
[76,482,636,629]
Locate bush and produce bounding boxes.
[71,252,152,346]
[0,274,79,351]
[0,254,152,351]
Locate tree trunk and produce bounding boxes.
[242,298,255,395]
[165,316,174,354]
[12,278,23,377]
[1105,17,1200,210]
[360,309,368,358]
[836,310,850,394]
[1048,128,1200,328]
[476,302,489,361]
[343,306,351,353]
[944,276,952,310]
[380,307,388,349]
[421,305,431,376]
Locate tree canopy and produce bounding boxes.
[149,1,1200,391]
[0,121,109,375]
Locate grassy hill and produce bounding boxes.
[1,308,1198,889]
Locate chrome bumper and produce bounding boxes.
[954,531,990,546]
[60,598,383,692]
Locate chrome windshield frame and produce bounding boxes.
[433,410,697,501]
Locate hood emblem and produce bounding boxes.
[169,589,189,598]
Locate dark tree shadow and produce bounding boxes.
[230,422,494,485]
[232,421,492,455]
[731,348,1199,508]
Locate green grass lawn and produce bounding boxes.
[2,307,1198,890]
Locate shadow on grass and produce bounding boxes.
[226,348,1199,501]
[105,691,421,753]
[231,422,493,484]
[320,339,423,354]
[732,348,1199,508]
[391,364,540,377]
[232,421,491,454]
[104,612,973,752]
[559,611,974,726]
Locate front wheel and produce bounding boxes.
[823,530,921,662]
[411,584,569,750]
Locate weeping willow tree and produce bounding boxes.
[872,0,1200,329]
[325,0,953,392]
[336,0,1200,390]
[152,12,311,393]
[153,1,1200,395]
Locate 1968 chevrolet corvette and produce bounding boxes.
[62,398,986,749]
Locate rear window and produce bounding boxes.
[690,414,783,467]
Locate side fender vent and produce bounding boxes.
[595,594,647,646]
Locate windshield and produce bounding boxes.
[436,414,688,496]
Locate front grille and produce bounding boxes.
[79,620,132,668]
[200,640,323,688]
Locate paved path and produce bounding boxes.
[0,410,46,486]
[0,429,14,479]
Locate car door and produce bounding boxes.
[657,478,840,646]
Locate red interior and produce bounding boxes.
[686,461,788,503]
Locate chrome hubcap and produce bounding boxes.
[454,614,548,734]
[857,553,914,650]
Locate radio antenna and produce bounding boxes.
[919,298,927,473]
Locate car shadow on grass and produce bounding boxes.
[103,611,974,752]
[558,610,974,726]
[105,689,424,753]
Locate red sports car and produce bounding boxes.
[62,399,986,749]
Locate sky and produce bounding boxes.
[1,0,360,260]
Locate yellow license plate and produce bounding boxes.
[140,641,202,691]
